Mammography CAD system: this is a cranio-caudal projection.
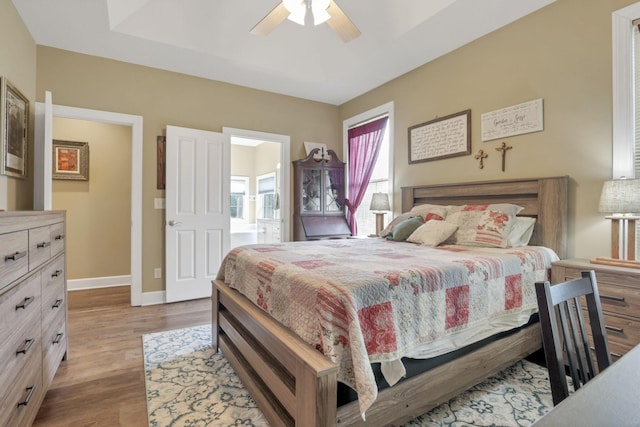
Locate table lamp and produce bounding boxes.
[370,192,390,236]
[592,178,640,268]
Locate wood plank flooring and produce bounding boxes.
[33,286,211,427]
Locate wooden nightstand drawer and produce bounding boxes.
[597,281,640,319]
[601,313,640,356]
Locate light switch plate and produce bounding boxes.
[154,198,165,209]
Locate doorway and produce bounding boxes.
[34,100,143,305]
[224,127,291,247]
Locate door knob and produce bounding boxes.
[168,220,181,226]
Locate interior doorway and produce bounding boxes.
[34,99,143,305]
[224,127,291,247]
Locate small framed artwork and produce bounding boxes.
[157,135,166,189]
[0,77,29,178]
[304,141,329,160]
[52,140,90,180]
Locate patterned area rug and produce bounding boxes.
[143,325,553,427]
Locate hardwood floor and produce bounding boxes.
[33,286,211,427]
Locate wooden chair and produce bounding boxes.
[535,270,612,406]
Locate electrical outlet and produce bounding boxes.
[154,268,162,279]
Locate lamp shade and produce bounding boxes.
[598,178,640,214]
[370,193,390,211]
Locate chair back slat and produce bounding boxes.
[535,270,612,406]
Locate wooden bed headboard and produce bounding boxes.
[401,176,569,258]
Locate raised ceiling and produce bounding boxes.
[13,0,555,105]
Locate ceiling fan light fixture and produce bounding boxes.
[311,0,331,25]
[287,7,306,25]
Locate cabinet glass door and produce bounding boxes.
[302,169,322,212]
[324,169,343,212]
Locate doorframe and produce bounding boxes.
[223,127,291,241]
[34,103,143,306]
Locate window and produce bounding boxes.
[614,3,640,255]
[230,176,248,219]
[343,102,394,237]
[257,173,277,219]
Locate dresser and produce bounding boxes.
[292,148,351,240]
[551,258,640,361]
[0,211,67,427]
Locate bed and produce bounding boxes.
[212,176,568,426]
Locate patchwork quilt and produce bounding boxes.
[217,238,558,416]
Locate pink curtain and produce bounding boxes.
[345,116,388,235]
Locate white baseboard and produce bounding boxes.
[67,275,131,291]
[141,291,166,306]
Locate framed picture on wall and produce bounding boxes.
[52,140,90,180]
[0,77,29,178]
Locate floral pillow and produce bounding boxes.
[408,203,448,222]
[444,204,523,248]
[406,220,458,247]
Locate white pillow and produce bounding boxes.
[507,217,536,247]
[408,204,448,221]
[407,220,458,247]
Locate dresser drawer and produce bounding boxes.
[595,281,640,319]
[43,310,67,387]
[29,226,52,271]
[0,230,28,290]
[0,343,44,427]
[0,325,41,403]
[42,254,65,302]
[42,285,65,338]
[50,222,65,257]
[0,273,41,344]
[601,313,640,357]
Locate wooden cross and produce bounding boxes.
[495,142,512,172]
[474,149,488,169]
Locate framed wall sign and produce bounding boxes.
[481,98,544,141]
[53,140,90,180]
[408,109,471,164]
[0,77,29,178]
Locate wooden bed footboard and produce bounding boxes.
[213,279,542,427]
[213,279,339,427]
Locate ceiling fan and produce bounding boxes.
[250,0,361,43]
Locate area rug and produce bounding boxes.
[144,325,553,427]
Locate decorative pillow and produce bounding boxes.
[444,203,523,248]
[406,220,458,247]
[507,217,536,247]
[386,216,425,242]
[409,204,448,222]
[379,212,414,237]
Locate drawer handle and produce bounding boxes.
[17,385,36,407]
[4,251,27,262]
[37,241,51,249]
[600,294,626,304]
[53,333,64,344]
[52,299,63,309]
[15,296,34,310]
[605,325,625,334]
[54,234,65,241]
[51,269,63,278]
[16,338,35,356]
[590,346,622,359]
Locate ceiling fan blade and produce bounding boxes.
[250,2,289,36]
[326,0,361,43]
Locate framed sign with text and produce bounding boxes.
[408,109,471,164]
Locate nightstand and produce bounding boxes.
[552,259,640,361]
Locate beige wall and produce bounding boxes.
[0,0,35,210]
[52,118,131,280]
[340,0,636,260]
[36,47,340,292]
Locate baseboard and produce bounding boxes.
[67,275,132,291]
[141,291,166,306]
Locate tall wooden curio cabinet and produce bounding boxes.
[293,148,351,240]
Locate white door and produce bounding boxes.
[165,125,230,303]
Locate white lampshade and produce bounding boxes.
[598,178,640,214]
[370,193,390,212]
